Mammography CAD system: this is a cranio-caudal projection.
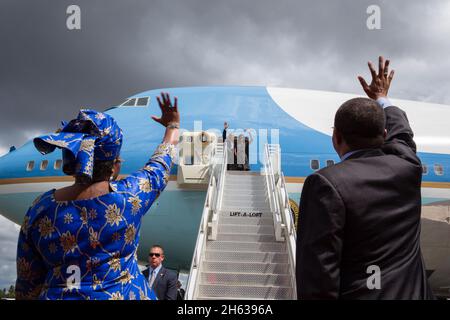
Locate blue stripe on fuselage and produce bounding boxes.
[1,86,449,182]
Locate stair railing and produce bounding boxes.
[209,141,227,240]
[185,142,227,299]
[278,172,297,299]
[263,144,284,241]
[263,144,297,298]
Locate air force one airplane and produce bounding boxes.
[0,86,449,297]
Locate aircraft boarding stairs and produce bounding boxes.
[185,143,297,300]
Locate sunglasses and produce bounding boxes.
[149,253,161,257]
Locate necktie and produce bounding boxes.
[149,270,156,288]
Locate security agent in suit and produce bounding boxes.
[142,245,178,300]
[296,56,434,299]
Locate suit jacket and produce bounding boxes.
[143,266,178,300]
[296,106,434,300]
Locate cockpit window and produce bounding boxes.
[136,97,149,106]
[121,98,136,106]
[120,97,150,107]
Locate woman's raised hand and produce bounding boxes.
[151,92,180,127]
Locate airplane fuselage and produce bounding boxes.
[1,86,449,297]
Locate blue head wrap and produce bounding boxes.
[33,109,123,180]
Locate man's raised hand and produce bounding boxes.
[358,56,395,100]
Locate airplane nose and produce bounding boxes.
[0,148,15,178]
[0,142,72,226]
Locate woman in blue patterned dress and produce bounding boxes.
[15,93,180,300]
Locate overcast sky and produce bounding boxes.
[1,0,450,290]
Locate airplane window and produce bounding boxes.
[40,160,49,171]
[422,165,428,175]
[54,159,62,170]
[326,160,335,167]
[136,97,149,106]
[121,98,136,106]
[26,161,35,171]
[310,159,320,170]
[434,164,444,176]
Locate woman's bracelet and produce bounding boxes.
[167,122,180,129]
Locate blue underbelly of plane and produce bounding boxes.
[0,187,449,272]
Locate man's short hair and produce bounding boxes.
[334,97,385,149]
[150,244,164,255]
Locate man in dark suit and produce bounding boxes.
[142,245,178,300]
[176,280,185,300]
[223,122,229,142]
[296,56,434,299]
